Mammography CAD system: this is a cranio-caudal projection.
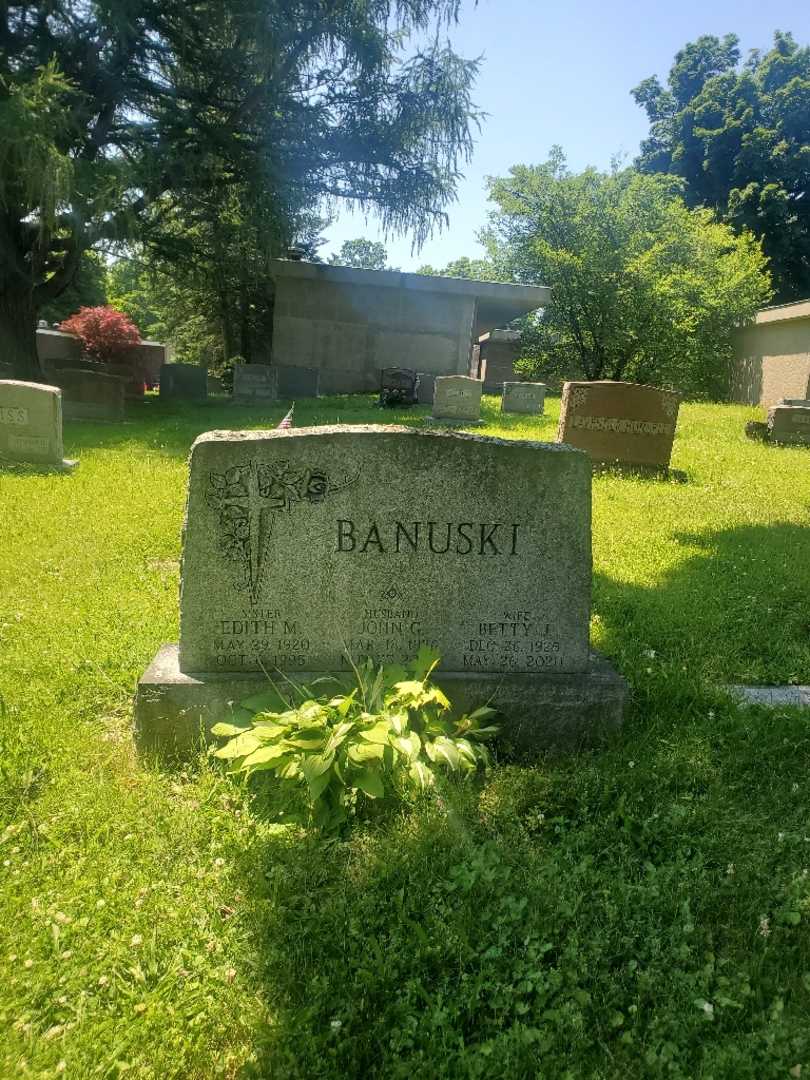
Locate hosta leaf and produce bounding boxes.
[297,701,329,725]
[348,741,385,763]
[306,769,332,801]
[359,721,392,744]
[213,732,262,759]
[409,760,435,790]
[390,732,421,761]
[241,744,290,768]
[210,722,250,737]
[301,750,335,778]
[286,737,327,751]
[240,690,289,713]
[430,736,462,771]
[252,721,286,740]
[354,768,385,799]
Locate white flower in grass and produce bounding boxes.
[330,1019,342,1031]
[702,1001,714,1017]
[758,916,771,938]
[130,934,143,947]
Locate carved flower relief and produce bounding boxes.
[256,462,329,507]
[662,397,680,420]
[206,466,250,508]
[303,470,328,502]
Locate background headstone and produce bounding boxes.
[232,363,277,405]
[51,368,126,421]
[557,380,681,470]
[0,380,74,469]
[159,363,208,403]
[767,403,810,445]
[416,372,436,405]
[501,381,546,415]
[432,375,483,422]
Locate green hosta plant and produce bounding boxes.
[210,648,498,833]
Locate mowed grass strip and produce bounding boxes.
[1,394,809,1078]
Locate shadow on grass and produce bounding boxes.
[594,521,810,686]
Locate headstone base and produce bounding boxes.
[424,417,484,427]
[134,643,628,760]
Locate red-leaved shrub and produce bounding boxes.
[59,306,141,364]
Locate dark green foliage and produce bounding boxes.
[633,31,810,302]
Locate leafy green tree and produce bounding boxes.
[415,255,498,279]
[0,1,480,377]
[633,31,810,302]
[481,150,772,397]
[328,239,391,271]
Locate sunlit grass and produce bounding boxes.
[1,393,809,1077]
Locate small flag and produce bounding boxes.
[277,404,294,429]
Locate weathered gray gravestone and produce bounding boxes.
[136,425,627,755]
[431,375,482,423]
[232,363,277,405]
[416,372,436,405]
[52,368,126,420]
[159,363,208,403]
[501,381,546,415]
[767,403,810,445]
[0,380,76,469]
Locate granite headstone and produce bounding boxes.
[52,368,126,420]
[416,372,436,405]
[431,375,483,423]
[160,363,208,403]
[501,381,546,416]
[0,380,75,469]
[767,403,810,445]
[232,363,277,405]
[136,426,627,755]
[557,380,681,471]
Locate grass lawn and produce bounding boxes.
[1,392,810,1079]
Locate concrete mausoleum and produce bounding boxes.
[268,260,549,393]
[731,300,810,408]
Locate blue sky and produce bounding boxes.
[322,0,808,270]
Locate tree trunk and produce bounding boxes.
[0,284,42,380]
